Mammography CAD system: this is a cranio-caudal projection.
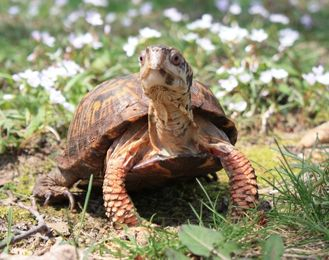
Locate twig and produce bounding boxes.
[0,200,50,249]
[260,104,275,134]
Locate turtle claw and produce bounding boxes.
[63,190,75,210]
[34,185,75,211]
[43,191,52,206]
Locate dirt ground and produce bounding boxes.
[0,121,328,258]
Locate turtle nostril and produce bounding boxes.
[159,69,166,76]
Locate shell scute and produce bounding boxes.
[60,73,237,173]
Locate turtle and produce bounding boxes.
[33,45,258,227]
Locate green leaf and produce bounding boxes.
[262,234,284,260]
[23,107,46,138]
[165,248,189,260]
[178,224,224,257]
[278,84,291,95]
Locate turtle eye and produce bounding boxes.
[138,53,145,65]
[170,53,182,66]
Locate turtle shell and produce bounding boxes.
[58,73,237,175]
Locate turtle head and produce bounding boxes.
[139,45,193,98]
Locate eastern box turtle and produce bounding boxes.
[33,45,258,226]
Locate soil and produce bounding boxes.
[0,124,327,258]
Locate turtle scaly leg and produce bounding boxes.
[103,163,137,227]
[103,129,148,228]
[208,143,259,212]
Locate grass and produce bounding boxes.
[0,139,328,258]
[267,143,329,240]
[64,144,328,259]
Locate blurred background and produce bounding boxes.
[1,0,329,153]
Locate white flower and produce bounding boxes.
[300,14,312,28]
[8,6,20,15]
[302,66,329,85]
[69,33,102,49]
[65,10,84,27]
[316,72,329,85]
[14,69,41,88]
[229,4,241,15]
[196,38,215,52]
[105,13,117,23]
[123,36,139,57]
[31,31,56,47]
[83,0,108,7]
[139,27,161,39]
[278,28,299,51]
[39,73,55,90]
[12,60,82,112]
[104,24,111,34]
[14,60,84,90]
[302,73,316,85]
[63,102,75,112]
[260,68,288,83]
[210,22,222,33]
[60,60,84,77]
[249,29,268,43]
[187,14,213,30]
[244,44,253,53]
[28,1,40,16]
[308,1,321,13]
[181,32,199,41]
[219,76,238,92]
[92,41,103,49]
[218,25,248,44]
[216,66,227,75]
[122,17,132,27]
[271,68,288,79]
[215,90,227,98]
[163,8,185,22]
[269,14,290,24]
[227,66,244,75]
[48,88,65,104]
[259,70,273,84]
[47,88,74,112]
[228,100,247,112]
[215,0,229,11]
[85,11,103,26]
[248,4,269,17]
[239,73,252,84]
[140,2,153,16]
[260,89,270,97]
[25,71,41,88]
[127,9,138,18]
[312,65,324,75]
[3,94,14,101]
[55,0,68,6]
[47,60,83,81]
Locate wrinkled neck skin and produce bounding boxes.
[146,85,198,156]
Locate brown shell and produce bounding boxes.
[58,73,237,173]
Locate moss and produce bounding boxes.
[241,144,279,187]
[0,206,34,225]
[216,141,279,187]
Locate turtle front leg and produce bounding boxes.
[207,142,259,213]
[33,167,77,210]
[103,130,149,228]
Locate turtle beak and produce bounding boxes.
[147,47,165,70]
[140,47,166,80]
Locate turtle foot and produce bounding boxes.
[33,175,75,210]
